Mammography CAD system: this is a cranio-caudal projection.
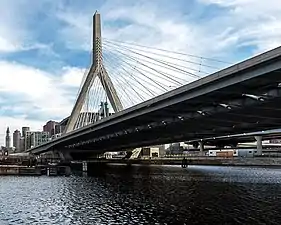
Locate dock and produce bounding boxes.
[0,165,71,176]
[0,165,41,176]
[71,157,281,170]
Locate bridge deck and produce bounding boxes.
[29,46,281,157]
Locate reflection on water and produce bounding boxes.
[1,165,281,224]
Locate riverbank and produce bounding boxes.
[2,157,281,176]
[0,165,71,176]
[72,157,281,169]
[0,165,41,175]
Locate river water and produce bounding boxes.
[1,165,281,225]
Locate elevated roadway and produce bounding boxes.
[29,46,281,160]
[187,129,281,147]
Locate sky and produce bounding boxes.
[0,0,281,146]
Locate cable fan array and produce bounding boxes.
[73,39,231,130]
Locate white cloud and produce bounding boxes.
[0,0,29,53]
[1,0,281,146]
[56,2,205,55]
[0,61,53,96]
[61,67,86,87]
[56,0,281,59]
[0,36,19,52]
[56,10,92,51]
[0,60,85,145]
[52,1,235,111]
[0,20,24,53]
[53,1,251,63]
[198,0,281,53]
[0,0,58,53]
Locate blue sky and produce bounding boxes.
[0,0,281,145]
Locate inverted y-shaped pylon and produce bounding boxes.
[64,11,123,133]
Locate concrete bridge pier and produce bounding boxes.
[52,150,73,164]
[199,141,204,156]
[255,136,263,156]
[82,161,88,172]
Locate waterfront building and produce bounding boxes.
[1,146,9,156]
[25,131,51,149]
[166,143,184,154]
[152,144,165,157]
[141,146,160,158]
[30,131,51,148]
[13,130,21,152]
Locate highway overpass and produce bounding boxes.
[28,46,281,160]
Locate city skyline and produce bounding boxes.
[1,120,58,148]
[0,0,281,146]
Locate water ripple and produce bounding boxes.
[1,165,281,224]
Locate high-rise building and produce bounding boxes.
[13,130,21,152]
[30,131,50,148]
[43,121,58,136]
[21,127,30,151]
[5,127,11,149]
[55,124,62,134]
[22,127,30,138]
[24,131,32,151]
[20,137,25,152]
[25,131,51,149]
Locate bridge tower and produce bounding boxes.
[64,11,123,133]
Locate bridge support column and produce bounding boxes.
[255,136,262,156]
[199,141,204,156]
[55,150,73,163]
[82,161,88,172]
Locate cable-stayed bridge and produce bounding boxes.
[28,12,281,160]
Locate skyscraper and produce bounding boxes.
[5,127,11,149]
[20,137,25,152]
[22,127,30,138]
[22,127,30,151]
[13,130,21,152]
[25,131,50,149]
[43,120,58,136]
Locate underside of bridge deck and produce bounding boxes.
[30,46,281,156]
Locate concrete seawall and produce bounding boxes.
[74,157,281,168]
[0,165,42,175]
